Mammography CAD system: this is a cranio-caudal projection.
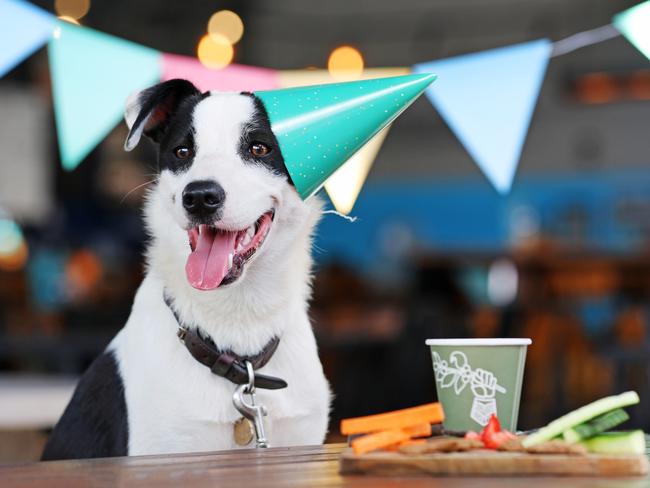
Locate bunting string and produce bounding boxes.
[551,24,621,57]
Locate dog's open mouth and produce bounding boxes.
[185,210,275,290]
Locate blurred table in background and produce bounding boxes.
[0,375,76,463]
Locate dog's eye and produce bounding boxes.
[174,146,192,159]
[249,142,271,158]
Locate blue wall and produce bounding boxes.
[315,169,650,269]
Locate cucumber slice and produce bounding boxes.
[579,430,646,455]
[522,391,639,447]
[562,408,630,443]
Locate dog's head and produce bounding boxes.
[124,79,317,292]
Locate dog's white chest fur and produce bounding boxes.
[112,272,330,455]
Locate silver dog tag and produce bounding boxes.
[233,417,255,446]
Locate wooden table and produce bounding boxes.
[1,443,649,487]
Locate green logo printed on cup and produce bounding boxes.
[432,351,506,426]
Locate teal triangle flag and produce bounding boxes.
[0,0,54,77]
[414,40,551,193]
[614,1,650,61]
[49,21,161,170]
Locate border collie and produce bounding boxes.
[42,79,331,460]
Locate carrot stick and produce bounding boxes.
[382,443,402,452]
[383,436,429,452]
[351,422,432,455]
[404,422,433,438]
[351,429,409,455]
[341,403,444,435]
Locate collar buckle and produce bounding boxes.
[177,327,189,343]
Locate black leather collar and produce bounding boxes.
[164,294,287,390]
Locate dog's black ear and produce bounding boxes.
[124,79,201,151]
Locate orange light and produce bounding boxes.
[0,241,28,272]
[575,73,619,104]
[627,70,650,100]
[208,10,244,44]
[66,249,102,295]
[328,46,364,81]
[197,34,234,70]
[54,0,90,20]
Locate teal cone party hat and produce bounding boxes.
[254,73,436,199]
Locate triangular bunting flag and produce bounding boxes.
[49,21,161,170]
[0,0,54,77]
[325,125,390,214]
[614,1,650,61]
[161,53,280,92]
[414,40,551,193]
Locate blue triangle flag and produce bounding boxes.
[414,40,552,193]
[48,21,161,170]
[0,0,54,77]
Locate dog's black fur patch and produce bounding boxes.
[126,79,207,174]
[239,92,292,182]
[156,94,207,174]
[41,351,128,461]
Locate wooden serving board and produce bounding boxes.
[340,449,649,477]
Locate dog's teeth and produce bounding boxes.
[228,252,233,270]
[247,226,255,238]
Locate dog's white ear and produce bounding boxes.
[124,90,142,131]
[124,90,147,151]
[123,79,201,151]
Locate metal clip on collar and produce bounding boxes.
[232,361,270,448]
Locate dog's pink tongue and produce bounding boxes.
[186,227,237,290]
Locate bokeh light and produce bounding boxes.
[54,0,90,20]
[66,249,102,298]
[487,258,519,306]
[197,34,234,70]
[57,15,80,25]
[0,219,28,271]
[0,242,28,272]
[208,10,244,44]
[0,219,23,256]
[328,46,364,81]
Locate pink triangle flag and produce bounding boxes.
[161,53,280,92]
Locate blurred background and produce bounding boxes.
[1,0,650,462]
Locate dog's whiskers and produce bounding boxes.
[121,179,157,203]
[321,209,357,223]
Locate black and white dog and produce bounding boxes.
[42,79,331,460]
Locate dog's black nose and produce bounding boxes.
[182,180,225,218]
